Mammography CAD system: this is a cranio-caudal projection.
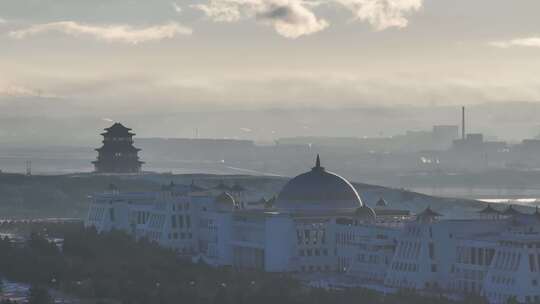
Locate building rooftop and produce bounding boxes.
[275,155,363,214]
[478,204,502,214]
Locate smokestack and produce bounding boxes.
[462,106,465,140]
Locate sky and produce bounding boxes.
[1,0,540,143]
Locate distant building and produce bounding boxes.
[433,125,459,139]
[92,123,144,173]
[432,125,459,149]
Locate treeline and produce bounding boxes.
[0,220,82,239]
[0,224,487,304]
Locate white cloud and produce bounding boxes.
[0,83,51,98]
[490,37,540,49]
[193,0,422,36]
[172,2,183,14]
[192,0,328,38]
[9,21,192,44]
[335,0,423,30]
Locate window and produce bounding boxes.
[109,208,115,221]
[487,249,495,265]
[186,216,191,228]
[479,248,484,265]
[299,250,305,256]
[429,243,435,259]
[171,215,177,228]
[179,216,184,228]
[431,264,437,272]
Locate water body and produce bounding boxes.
[409,186,540,207]
[475,198,540,206]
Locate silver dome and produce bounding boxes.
[275,155,363,214]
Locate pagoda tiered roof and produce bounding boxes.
[93,122,143,173]
[101,123,136,136]
[91,159,144,165]
[96,145,141,152]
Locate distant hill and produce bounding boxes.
[0,172,530,219]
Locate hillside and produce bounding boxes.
[0,172,524,219]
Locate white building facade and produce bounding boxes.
[85,157,540,304]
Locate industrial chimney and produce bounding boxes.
[462,106,465,140]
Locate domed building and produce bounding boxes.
[87,154,540,303]
[275,155,363,215]
[214,192,239,212]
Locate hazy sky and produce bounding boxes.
[0,0,540,143]
[1,0,540,144]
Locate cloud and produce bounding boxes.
[335,0,423,30]
[0,18,6,24]
[490,37,540,49]
[9,21,192,44]
[256,1,329,38]
[192,0,328,38]
[193,0,422,36]
[172,2,183,14]
[0,83,51,98]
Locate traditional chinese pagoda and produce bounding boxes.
[92,123,144,173]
